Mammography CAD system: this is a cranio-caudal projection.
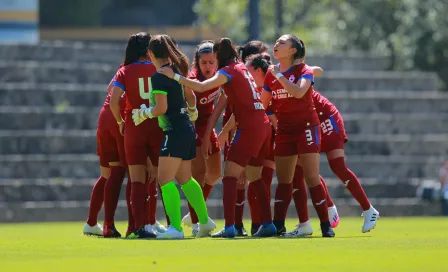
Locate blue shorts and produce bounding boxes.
[160,124,196,160]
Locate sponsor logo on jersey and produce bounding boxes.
[199,89,221,104]
[272,89,293,100]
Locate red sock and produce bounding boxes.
[203,183,213,199]
[222,176,238,227]
[309,184,329,223]
[158,184,171,226]
[86,176,107,226]
[262,166,274,200]
[320,176,334,207]
[131,182,146,230]
[126,176,134,230]
[292,165,309,223]
[235,188,246,225]
[251,178,272,223]
[103,166,126,226]
[273,183,293,221]
[146,182,157,225]
[247,182,261,224]
[329,157,371,210]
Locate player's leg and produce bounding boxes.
[319,175,339,228]
[103,161,126,238]
[235,172,248,236]
[273,155,296,235]
[186,146,206,230]
[84,165,109,236]
[125,170,134,237]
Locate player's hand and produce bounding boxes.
[158,66,175,79]
[187,107,199,121]
[118,121,125,136]
[132,104,151,126]
[269,65,280,76]
[238,170,247,185]
[201,136,211,159]
[217,130,230,150]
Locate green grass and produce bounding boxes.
[0,218,447,272]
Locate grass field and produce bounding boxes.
[0,217,447,272]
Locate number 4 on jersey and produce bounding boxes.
[138,77,152,99]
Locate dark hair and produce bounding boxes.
[192,40,214,73]
[149,34,189,77]
[245,53,272,74]
[124,32,151,66]
[238,40,268,62]
[213,38,239,69]
[285,34,306,62]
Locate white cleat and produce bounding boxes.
[191,224,199,237]
[284,221,313,237]
[156,226,184,239]
[144,224,158,236]
[151,220,167,233]
[196,218,217,238]
[362,206,379,233]
[328,205,340,228]
[182,213,192,227]
[83,223,103,236]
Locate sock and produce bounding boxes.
[181,178,209,225]
[251,178,272,224]
[146,182,157,225]
[235,188,246,225]
[161,181,182,231]
[86,176,107,226]
[273,183,293,224]
[131,182,147,230]
[292,165,309,223]
[262,166,274,200]
[125,176,134,230]
[202,183,213,199]
[158,184,171,226]
[320,176,334,207]
[247,182,261,225]
[309,184,329,223]
[222,176,238,227]
[103,166,126,226]
[329,157,371,210]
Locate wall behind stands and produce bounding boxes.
[0,0,39,43]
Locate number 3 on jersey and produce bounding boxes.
[138,77,152,99]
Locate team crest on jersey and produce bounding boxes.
[289,75,295,82]
[200,97,208,104]
[272,91,277,99]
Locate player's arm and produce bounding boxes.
[158,66,227,93]
[311,66,323,77]
[138,76,169,119]
[184,87,197,109]
[204,93,227,138]
[261,89,272,110]
[110,86,124,124]
[268,65,312,99]
[222,114,236,134]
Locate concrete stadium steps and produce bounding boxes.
[0,61,439,91]
[0,41,391,71]
[0,154,443,179]
[0,198,441,223]
[3,85,448,114]
[1,130,447,157]
[0,178,421,203]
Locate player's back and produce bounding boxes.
[312,90,338,116]
[115,61,157,115]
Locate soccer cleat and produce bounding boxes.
[156,226,184,239]
[211,225,236,238]
[276,225,287,236]
[191,224,199,237]
[253,223,277,238]
[103,224,122,238]
[181,213,192,227]
[320,221,335,238]
[284,221,313,237]
[328,205,340,228]
[83,223,103,236]
[362,206,379,233]
[144,224,158,235]
[235,223,248,237]
[250,223,261,236]
[151,221,167,233]
[196,219,217,238]
[125,226,135,238]
[127,226,157,239]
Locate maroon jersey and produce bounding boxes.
[103,81,126,113]
[188,69,221,120]
[263,63,318,129]
[218,61,268,128]
[112,61,157,116]
[313,90,338,121]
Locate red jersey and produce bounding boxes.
[103,75,126,113]
[188,69,221,120]
[218,61,268,128]
[312,90,338,121]
[112,61,157,116]
[263,63,318,129]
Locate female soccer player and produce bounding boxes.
[181,41,221,236]
[262,34,334,237]
[109,32,165,238]
[159,38,276,238]
[133,35,215,239]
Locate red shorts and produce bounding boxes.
[227,122,271,167]
[265,127,276,161]
[274,125,321,156]
[195,121,220,155]
[124,118,164,166]
[320,111,348,153]
[96,107,126,167]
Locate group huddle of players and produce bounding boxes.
[82,32,379,239]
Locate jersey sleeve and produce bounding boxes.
[112,68,126,91]
[217,66,232,84]
[299,65,315,85]
[263,72,273,92]
[151,73,169,95]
